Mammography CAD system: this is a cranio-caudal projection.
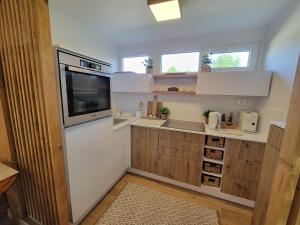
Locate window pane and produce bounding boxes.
[211,51,250,68]
[162,52,200,73]
[123,56,148,73]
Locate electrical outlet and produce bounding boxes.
[238,98,253,106]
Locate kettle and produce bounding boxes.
[208,112,222,129]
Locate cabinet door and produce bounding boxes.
[226,139,265,163]
[221,175,258,200]
[131,126,158,173]
[159,129,205,153]
[223,157,261,182]
[157,155,201,186]
[157,130,204,186]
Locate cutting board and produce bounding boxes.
[147,101,162,118]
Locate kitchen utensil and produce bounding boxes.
[208,112,222,129]
[239,111,259,133]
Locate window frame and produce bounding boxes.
[160,51,201,73]
[205,44,258,72]
[122,55,150,74]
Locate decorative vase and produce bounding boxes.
[160,114,168,120]
[201,65,212,72]
[146,67,153,74]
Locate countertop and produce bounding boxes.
[131,119,268,143]
[0,163,18,182]
[270,121,286,129]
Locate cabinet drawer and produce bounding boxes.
[159,146,202,162]
[204,148,223,160]
[221,175,258,200]
[267,124,284,150]
[157,155,201,186]
[203,162,222,174]
[206,136,225,148]
[226,139,265,163]
[223,157,261,182]
[159,130,204,153]
[202,174,220,188]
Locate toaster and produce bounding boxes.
[239,111,259,133]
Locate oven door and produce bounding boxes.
[60,65,111,127]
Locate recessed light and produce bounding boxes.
[148,0,181,22]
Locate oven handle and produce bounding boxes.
[65,65,111,77]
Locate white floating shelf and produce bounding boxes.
[204,145,226,151]
[153,73,198,79]
[202,171,222,178]
[203,157,224,165]
[153,91,196,95]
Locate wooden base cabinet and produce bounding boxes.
[157,130,205,186]
[131,126,159,173]
[221,139,265,200]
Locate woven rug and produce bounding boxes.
[96,183,219,225]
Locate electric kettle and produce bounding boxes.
[208,112,222,129]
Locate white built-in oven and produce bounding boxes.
[56,48,112,127]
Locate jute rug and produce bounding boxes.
[96,183,219,225]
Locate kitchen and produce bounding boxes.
[0,0,300,225]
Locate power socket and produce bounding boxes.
[238,98,253,106]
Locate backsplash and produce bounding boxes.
[112,93,259,124]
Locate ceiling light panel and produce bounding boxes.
[148,0,181,22]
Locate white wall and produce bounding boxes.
[113,93,259,123]
[49,7,119,71]
[118,26,269,73]
[114,27,268,127]
[258,0,300,131]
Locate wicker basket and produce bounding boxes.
[205,148,223,160]
[203,162,222,174]
[203,175,220,188]
[206,136,225,148]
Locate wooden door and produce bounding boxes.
[131,126,159,173]
[221,139,265,200]
[157,130,204,186]
[263,57,300,225]
[0,0,70,224]
[252,125,284,225]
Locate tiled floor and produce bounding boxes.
[80,173,253,225]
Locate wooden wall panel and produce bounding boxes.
[263,57,300,225]
[0,0,69,224]
[252,126,283,225]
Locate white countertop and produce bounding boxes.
[270,121,286,129]
[131,119,268,143]
[0,163,18,182]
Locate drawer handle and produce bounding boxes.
[208,178,215,182]
[212,138,220,142]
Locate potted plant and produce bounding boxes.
[143,57,154,74]
[160,106,170,120]
[201,51,213,72]
[203,110,212,124]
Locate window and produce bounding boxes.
[122,56,149,73]
[211,51,250,69]
[161,52,200,73]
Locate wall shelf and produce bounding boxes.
[203,157,224,165]
[153,91,196,95]
[204,145,226,152]
[153,73,198,79]
[202,171,222,178]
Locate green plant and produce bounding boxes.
[160,106,170,115]
[203,110,212,118]
[201,51,213,66]
[143,57,154,68]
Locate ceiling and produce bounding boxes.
[49,0,294,45]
